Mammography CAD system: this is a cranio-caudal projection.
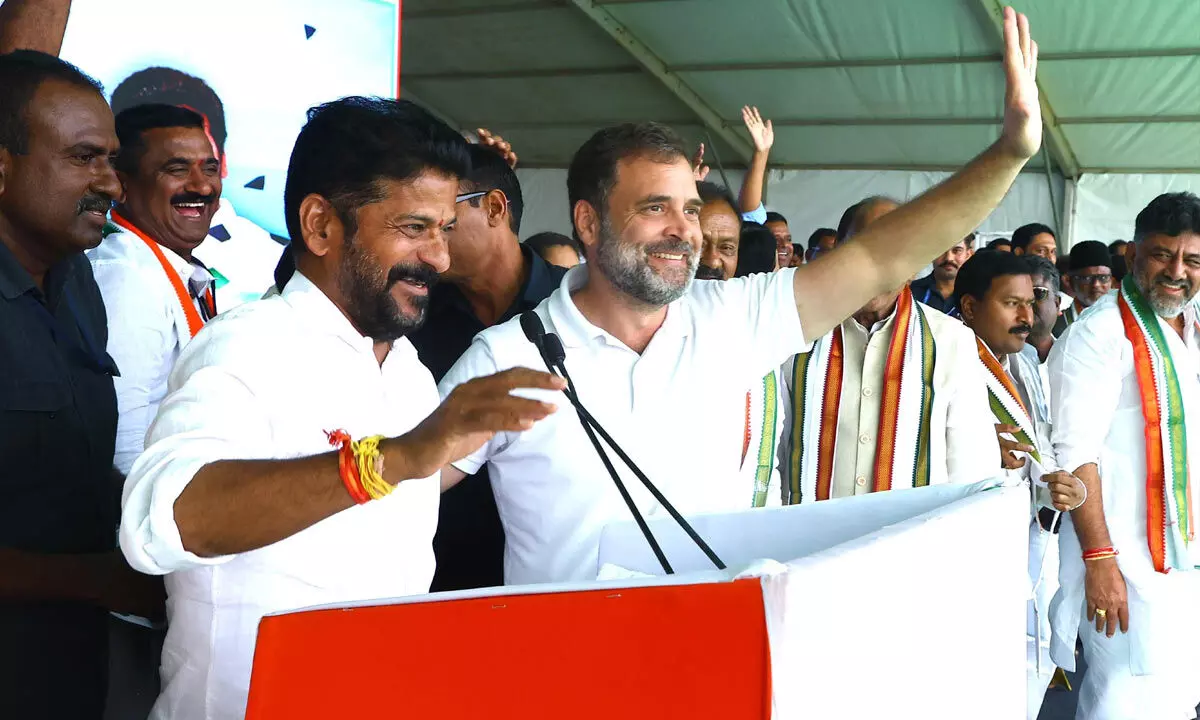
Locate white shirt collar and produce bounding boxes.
[280,271,383,356]
[546,264,693,351]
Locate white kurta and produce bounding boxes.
[439,267,809,586]
[1047,294,1200,718]
[778,302,997,500]
[119,273,440,720]
[88,227,213,475]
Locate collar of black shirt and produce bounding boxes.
[0,238,79,307]
[436,243,565,323]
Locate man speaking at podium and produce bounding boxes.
[439,8,1044,585]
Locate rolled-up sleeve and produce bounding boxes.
[1049,314,1124,474]
[741,203,767,225]
[119,362,271,575]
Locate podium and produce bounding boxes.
[245,480,1027,720]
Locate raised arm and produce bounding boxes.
[737,106,774,214]
[0,0,72,54]
[792,7,1041,341]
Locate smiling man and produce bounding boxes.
[440,8,1045,585]
[117,97,564,720]
[87,103,223,474]
[1047,192,1200,719]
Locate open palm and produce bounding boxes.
[741,106,774,153]
[1000,7,1042,160]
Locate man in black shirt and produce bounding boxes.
[0,50,164,718]
[909,234,973,317]
[409,140,565,590]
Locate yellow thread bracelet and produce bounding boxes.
[352,435,392,501]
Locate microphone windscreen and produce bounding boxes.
[519,311,546,346]
[543,334,567,365]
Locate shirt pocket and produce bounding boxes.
[0,379,71,493]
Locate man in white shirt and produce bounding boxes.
[439,9,1044,585]
[1049,192,1200,719]
[780,197,996,504]
[954,249,1085,718]
[118,98,564,720]
[88,104,224,475]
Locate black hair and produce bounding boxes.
[764,211,788,226]
[806,227,836,251]
[525,231,583,261]
[835,196,899,243]
[1023,254,1060,295]
[954,248,1036,305]
[1010,222,1056,252]
[1133,192,1200,245]
[1107,239,1128,254]
[696,180,737,214]
[567,122,688,241]
[735,222,777,276]
[463,144,524,235]
[284,97,469,248]
[0,50,104,155]
[986,237,1012,251]
[111,67,227,154]
[113,103,207,175]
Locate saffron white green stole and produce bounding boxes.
[976,338,1042,465]
[1117,275,1198,573]
[788,288,936,504]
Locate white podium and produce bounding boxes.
[599,479,1030,720]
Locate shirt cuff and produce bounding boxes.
[742,203,767,225]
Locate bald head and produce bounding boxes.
[837,195,900,243]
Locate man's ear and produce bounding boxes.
[960,294,977,324]
[573,200,600,252]
[485,189,509,229]
[298,194,345,258]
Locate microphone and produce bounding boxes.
[518,312,727,573]
[519,313,673,573]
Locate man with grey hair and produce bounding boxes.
[439,8,1044,585]
[1048,191,1200,718]
[780,197,996,505]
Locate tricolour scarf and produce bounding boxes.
[1117,274,1197,573]
[976,338,1042,465]
[788,288,935,503]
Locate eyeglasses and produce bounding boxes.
[1032,286,1055,302]
[455,190,491,204]
[1073,273,1113,286]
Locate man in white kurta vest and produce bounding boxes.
[779,197,997,504]
[88,104,222,475]
[1048,192,1200,719]
[955,249,1087,719]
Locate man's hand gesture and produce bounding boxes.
[999,7,1042,160]
[741,106,774,154]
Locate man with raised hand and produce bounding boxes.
[440,8,1043,586]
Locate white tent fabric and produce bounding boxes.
[1068,174,1200,249]
[517,167,1061,243]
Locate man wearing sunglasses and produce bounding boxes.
[407,134,567,592]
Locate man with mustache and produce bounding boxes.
[955,249,1086,719]
[438,7,1045,585]
[1047,192,1200,719]
[780,197,996,506]
[118,98,564,720]
[88,103,225,475]
[910,234,972,317]
[0,49,166,719]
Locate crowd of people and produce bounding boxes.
[0,3,1197,720]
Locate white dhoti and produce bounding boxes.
[1075,587,1200,720]
[1027,519,1059,720]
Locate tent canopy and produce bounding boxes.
[401,0,1200,175]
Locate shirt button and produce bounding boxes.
[47,413,56,420]
[862,388,873,397]
[859,433,871,444]
[856,476,866,487]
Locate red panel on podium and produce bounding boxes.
[246,578,771,719]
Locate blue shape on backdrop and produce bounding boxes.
[304,24,316,39]
[244,176,266,190]
[208,224,232,241]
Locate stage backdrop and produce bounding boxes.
[60,0,401,240]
